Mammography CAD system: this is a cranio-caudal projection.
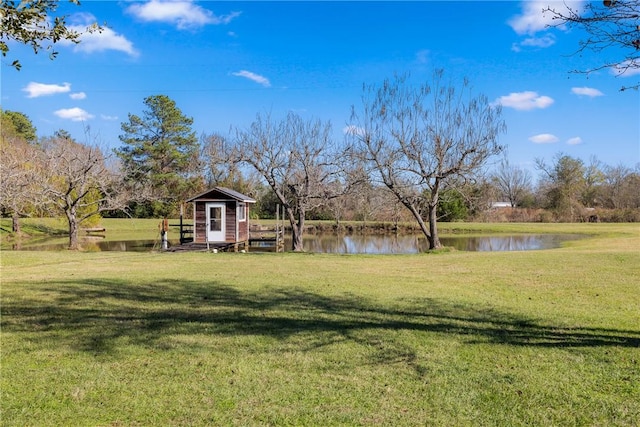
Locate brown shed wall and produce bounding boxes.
[238,204,249,241]
[192,200,250,244]
[224,202,235,242]
[194,202,206,244]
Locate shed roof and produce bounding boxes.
[186,187,256,203]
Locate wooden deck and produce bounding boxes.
[165,241,249,253]
[165,243,209,252]
[165,229,284,253]
[167,218,286,253]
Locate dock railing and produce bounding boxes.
[249,204,286,252]
[249,225,284,252]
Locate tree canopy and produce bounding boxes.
[1,110,37,142]
[0,112,42,233]
[234,112,344,251]
[41,131,129,249]
[491,157,533,208]
[349,71,506,249]
[0,0,100,70]
[116,95,200,217]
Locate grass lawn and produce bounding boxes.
[1,222,639,425]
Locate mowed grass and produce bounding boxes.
[1,223,639,426]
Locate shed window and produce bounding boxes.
[237,203,246,221]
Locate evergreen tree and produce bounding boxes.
[116,95,200,217]
[1,110,37,143]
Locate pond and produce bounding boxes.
[8,233,583,253]
[287,233,582,254]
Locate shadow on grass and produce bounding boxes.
[3,278,639,357]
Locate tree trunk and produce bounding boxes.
[284,205,305,252]
[291,211,305,252]
[406,203,431,243]
[12,213,20,234]
[291,224,304,252]
[426,182,442,250]
[428,202,441,250]
[67,208,80,250]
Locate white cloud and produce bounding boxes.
[529,133,559,144]
[54,107,94,122]
[571,87,604,97]
[494,91,554,111]
[76,27,138,56]
[511,34,556,52]
[59,14,138,57]
[70,92,87,100]
[100,114,118,121]
[23,82,71,98]
[508,2,584,52]
[216,11,241,25]
[567,136,583,145]
[610,60,640,77]
[127,0,241,30]
[508,1,554,35]
[232,70,271,87]
[508,1,584,36]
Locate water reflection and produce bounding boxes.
[297,234,426,254]
[8,234,580,253]
[287,233,580,254]
[11,239,177,252]
[442,235,573,252]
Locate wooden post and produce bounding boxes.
[276,203,280,249]
[179,204,184,244]
[161,218,169,250]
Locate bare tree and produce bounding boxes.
[536,153,587,221]
[199,131,263,196]
[324,186,347,224]
[348,71,506,249]
[602,163,640,208]
[234,112,344,252]
[41,131,130,250]
[200,132,234,187]
[322,160,373,224]
[0,136,45,233]
[376,188,411,227]
[351,180,379,224]
[544,0,640,91]
[491,157,533,207]
[582,156,606,207]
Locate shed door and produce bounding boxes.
[206,203,225,242]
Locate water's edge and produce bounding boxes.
[6,233,584,253]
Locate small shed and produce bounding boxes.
[186,187,256,248]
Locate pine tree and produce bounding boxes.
[116,95,200,217]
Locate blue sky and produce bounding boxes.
[2,0,639,176]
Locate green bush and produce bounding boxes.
[438,190,469,222]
